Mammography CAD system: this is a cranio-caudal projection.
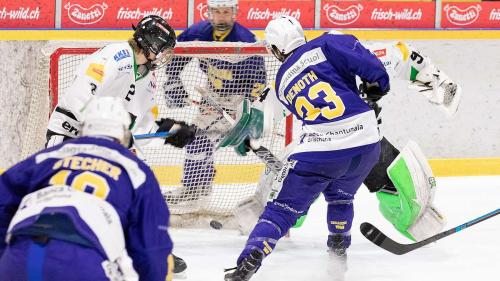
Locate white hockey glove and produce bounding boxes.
[408,64,462,117]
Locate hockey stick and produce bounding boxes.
[133,132,170,140]
[133,128,220,140]
[360,208,500,255]
[195,86,283,173]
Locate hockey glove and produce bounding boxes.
[366,99,382,126]
[359,80,388,102]
[156,118,197,148]
[258,86,272,102]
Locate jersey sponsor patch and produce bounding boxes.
[86,63,105,83]
[279,47,327,97]
[113,49,131,62]
[372,48,387,58]
[118,64,133,72]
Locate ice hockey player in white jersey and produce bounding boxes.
[0,97,174,281]
[46,15,196,150]
[355,39,458,241]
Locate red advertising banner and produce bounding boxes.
[442,2,500,28]
[193,0,315,28]
[320,1,435,28]
[61,0,188,29]
[0,0,55,28]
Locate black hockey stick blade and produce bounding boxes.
[361,208,500,255]
[360,222,418,255]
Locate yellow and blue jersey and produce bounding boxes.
[275,33,390,161]
[0,136,172,280]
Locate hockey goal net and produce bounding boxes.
[24,41,292,227]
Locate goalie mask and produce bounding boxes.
[207,0,238,32]
[81,97,132,147]
[133,15,176,70]
[265,16,306,62]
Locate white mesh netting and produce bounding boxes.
[24,41,288,227]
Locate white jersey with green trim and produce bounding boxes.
[364,41,430,81]
[47,42,158,138]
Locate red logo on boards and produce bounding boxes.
[443,4,481,26]
[64,2,108,25]
[323,4,363,25]
[197,3,209,21]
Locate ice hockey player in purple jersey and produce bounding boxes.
[224,16,390,281]
[0,97,175,281]
[163,0,267,202]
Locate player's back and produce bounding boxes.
[274,33,389,161]
[0,136,172,280]
[8,136,162,229]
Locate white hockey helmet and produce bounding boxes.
[207,0,238,8]
[81,97,132,146]
[265,16,306,62]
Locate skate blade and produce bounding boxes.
[328,253,348,281]
[173,271,187,279]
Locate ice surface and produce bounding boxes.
[170,176,500,281]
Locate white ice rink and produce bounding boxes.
[170,176,500,281]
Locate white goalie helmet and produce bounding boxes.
[81,97,132,146]
[265,16,306,62]
[207,0,238,8]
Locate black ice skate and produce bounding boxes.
[173,254,187,278]
[224,250,264,281]
[327,234,347,258]
[327,234,348,280]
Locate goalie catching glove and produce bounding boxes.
[408,62,462,117]
[156,118,197,148]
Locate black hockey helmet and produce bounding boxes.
[133,15,176,70]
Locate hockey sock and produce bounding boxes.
[326,199,354,248]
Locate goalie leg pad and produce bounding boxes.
[407,205,446,241]
[233,198,265,235]
[234,156,292,235]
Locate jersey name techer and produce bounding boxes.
[52,156,122,180]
